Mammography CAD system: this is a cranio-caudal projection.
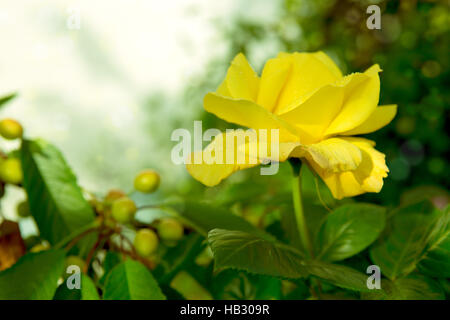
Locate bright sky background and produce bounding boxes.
[0,0,280,226]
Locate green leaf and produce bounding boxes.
[153,233,205,284]
[209,270,243,299]
[304,260,373,292]
[208,228,308,279]
[20,139,95,245]
[170,271,213,300]
[370,201,446,279]
[337,253,373,273]
[316,203,386,261]
[362,275,445,300]
[53,275,100,300]
[53,283,81,300]
[400,185,449,207]
[0,92,17,108]
[251,274,282,300]
[387,199,435,218]
[80,275,100,300]
[0,250,65,299]
[103,260,166,300]
[167,199,268,238]
[417,206,450,277]
[99,251,122,288]
[282,279,310,300]
[210,270,282,300]
[370,213,430,279]
[208,229,371,292]
[438,278,450,297]
[279,203,302,248]
[159,285,186,300]
[215,180,268,206]
[303,203,329,245]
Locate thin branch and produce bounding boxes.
[116,233,155,269]
[84,230,113,273]
[64,228,98,252]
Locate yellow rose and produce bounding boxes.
[187,52,397,199]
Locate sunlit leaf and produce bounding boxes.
[20,139,96,246]
[170,270,213,300]
[99,251,122,288]
[103,259,165,300]
[208,228,308,279]
[0,250,65,300]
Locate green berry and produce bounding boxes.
[17,200,30,218]
[64,255,86,270]
[90,199,105,215]
[134,229,159,257]
[0,158,23,184]
[63,256,86,277]
[157,218,184,241]
[97,216,117,230]
[195,247,213,266]
[105,189,126,202]
[0,119,23,140]
[111,197,137,223]
[30,242,50,253]
[134,169,160,193]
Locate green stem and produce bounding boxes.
[55,221,99,250]
[290,159,313,258]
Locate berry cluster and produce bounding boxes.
[0,119,23,188]
[2,117,185,273]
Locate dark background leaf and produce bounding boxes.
[316,203,386,261]
[362,275,445,300]
[370,201,445,279]
[208,228,372,292]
